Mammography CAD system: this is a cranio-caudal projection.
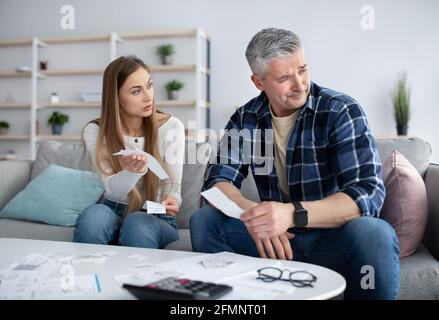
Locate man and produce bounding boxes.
[190,28,399,299]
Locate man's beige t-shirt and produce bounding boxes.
[269,104,299,201]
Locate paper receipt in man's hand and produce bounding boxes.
[113,149,169,180]
[201,187,244,219]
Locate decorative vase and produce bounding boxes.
[52,124,63,135]
[168,90,179,100]
[161,55,173,65]
[0,127,8,135]
[397,124,408,136]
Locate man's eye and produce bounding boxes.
[299,69,307,75]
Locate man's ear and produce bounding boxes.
[251,74,264,91]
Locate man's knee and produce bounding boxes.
[189,206,224,231]
[347,216,398,245]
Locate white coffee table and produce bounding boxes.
[0,238,345,300]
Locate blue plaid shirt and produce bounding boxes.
[205,81,385,217]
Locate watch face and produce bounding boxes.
[295,210,308,227]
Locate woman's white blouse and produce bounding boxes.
[83,116,185,206]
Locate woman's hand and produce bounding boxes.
[161,196,179,216]
[118,154,148,174]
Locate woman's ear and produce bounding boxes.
[251,74,264,91]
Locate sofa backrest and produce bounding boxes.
[375,137,431,177]
[33,137,432,229]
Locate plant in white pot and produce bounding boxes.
[392,73,411,136]
[157,44,175,65]
[165,80,184,100]
[48,111,69,135]
[0,121,9,135]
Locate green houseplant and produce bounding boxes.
[392,73,411,136]
[157,44,175,65]
[48,111,69,135]
[165,80,184,100]
[0,121,10,135]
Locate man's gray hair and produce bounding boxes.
[245,28,302,76]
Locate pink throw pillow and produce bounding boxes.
[380,150,428,258]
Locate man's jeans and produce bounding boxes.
[190,207,400,300]
[73,198,179,249]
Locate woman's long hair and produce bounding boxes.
[85,56,163,214]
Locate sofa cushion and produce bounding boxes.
[164,229,192,251]
[376,137,431,177]
[177,163,207,229]
[380,151,428,258]
[424,163,439,260]
[399,244,439,299]
[31,140,92,180]
[0,164,104,227]
[0,160,32,211]
[0,218,73,242]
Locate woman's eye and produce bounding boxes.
[147,82,153,89]
[132,90,141,95]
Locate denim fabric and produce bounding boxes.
[73,198,179,249]
[190,207,400,300]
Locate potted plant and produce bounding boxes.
[48,111,69,135]
[392,73,411,136]
[165,80,184,100]
[157,44,175,65]
[0,121,10,135]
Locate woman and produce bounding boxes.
[73,56,185,249]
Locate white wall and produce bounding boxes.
[1,0,438,162]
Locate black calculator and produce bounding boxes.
[123,277,233,300]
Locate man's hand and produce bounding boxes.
[119,154,148,174]
[249,230,295,260]
[241,201,295,238]
[161,196,179,216]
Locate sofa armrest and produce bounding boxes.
[424,163,439,260]
[0,160,32,211]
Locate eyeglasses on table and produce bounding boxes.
[257,266,317,288]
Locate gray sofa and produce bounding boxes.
[0,138,438,299]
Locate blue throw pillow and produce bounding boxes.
[0,164,104,227]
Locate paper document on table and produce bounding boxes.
[142,200,166,214]
[113,149,169,180]
[114,263,185,287]
[201,187,244,219]
[0,254,59,299]
[36,274,102,298]
[225,269,296,294]
[158,252,282,283]
[0,253,107,299]
[217,284,279,300]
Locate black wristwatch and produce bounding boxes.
[293,201,308,227]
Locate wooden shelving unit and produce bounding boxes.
[0,29,211,160]
[0,103,31,109]
[36,135,81,142]
[0,135,30,141]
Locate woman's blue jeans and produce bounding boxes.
[73,198,179,249]
[190,207,400,300]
